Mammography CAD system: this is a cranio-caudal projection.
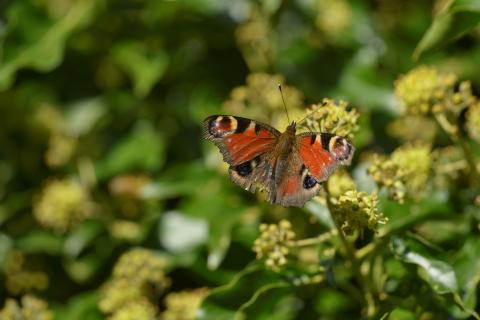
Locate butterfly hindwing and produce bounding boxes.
[270,153,323,207]
[203,115,279,192]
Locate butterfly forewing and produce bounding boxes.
[203,115,279,192]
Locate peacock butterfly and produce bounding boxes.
[202,114,354,207]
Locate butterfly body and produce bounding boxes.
[203,115,354,207]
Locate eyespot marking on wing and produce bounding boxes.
[208,116,238,137]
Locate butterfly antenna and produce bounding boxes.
[278,84,291,124]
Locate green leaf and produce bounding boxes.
[0,0,100,90]
[112,41,169,97]
[413,0,480,59]
[177,170,250,269]
[0,233,13,269]
[63,220,104,259]
[198,264,292,320]
[142,163,215,200]
[65,98,107,137]
[453,237,480,310]
[391,236,458,294]
[53,290,102,320]
[15,230,63,255]
[95,121,165,180]
[304,200,335,229]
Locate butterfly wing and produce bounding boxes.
[203,115,280,192]
[269,151,323,207]
[297,132,354,182]
[271,132,355,207]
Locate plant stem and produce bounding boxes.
[324,184,376,317]
[293,230,337,247]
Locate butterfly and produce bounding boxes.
[203,115,354,207]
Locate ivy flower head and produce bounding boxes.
[327,169,356,199]
[387,115,438,142]
[108,298,157,320]
[112,248,168,285]
[162,288,210,320]
[5,251,49,295]
[223,73,304,127]
[466,101,480,144]
[394,65,456,115]
[368,143,432,203]
[0,295,53,320]
[315,0,352,43]
[300,99,359,138]
[253,220,296,272]
[99,248,170,317]
[33,178,93,233]
[331,190,386,235]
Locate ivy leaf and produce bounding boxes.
[413,0,480,59]
[391,236,458,294]
[112,41,169,98]
[180,174,249,270]
[453,237,480,310]
[15,230,63,255]
[53,290,102,320]
[0,0,100,90]
[95,121,165,180]
[198,264,292,320]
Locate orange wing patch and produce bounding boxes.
[298,135,336,181]
[225,125,276,165]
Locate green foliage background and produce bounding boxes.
[0,0,479,319]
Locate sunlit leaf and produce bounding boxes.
[453,237,480,309]
[0,0,100,90]
[391,236,458,294]
[95,121,165,180]
[53,291,102,320]
[63,220,104,259]
[198,265,292,320]
[15,230,63,255]
[413,0,480,59]
[112,41,169,97]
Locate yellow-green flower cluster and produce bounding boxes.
[387,115,438,142]
[301,99,359,138]
[252,220,296,272]
[108,298,157,320]
[33,178,92,233]
[327,169,356,199]
[315,0,352,42]
[109,220,142,242]
[0,295,53,320]
[235,8,272,71]
[222,73,304,128]
[109,174,151,198]
[162,288,210,320]
[466,102,480,144]
[368,143,432,203]
[109,174,152,219]
[34,105,77,168]
[5,251,49,295]
[99,248,169,318]
[395,66,457,115]
[331,191,386,235]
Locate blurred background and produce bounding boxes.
[1,0,480,319]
